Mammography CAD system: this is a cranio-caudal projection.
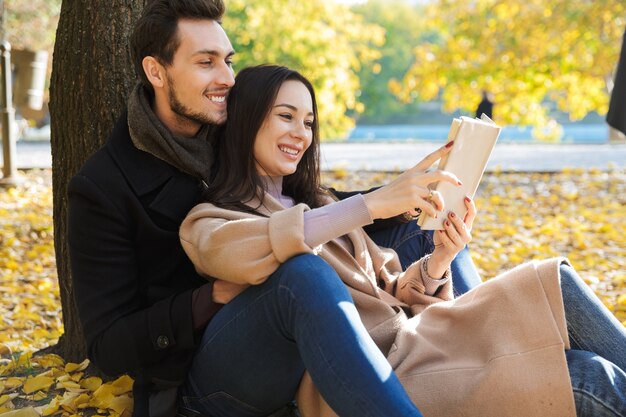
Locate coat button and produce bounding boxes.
[156,335,170,349]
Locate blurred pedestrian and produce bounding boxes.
[475,90,494,119]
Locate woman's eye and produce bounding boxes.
[279,113,293,120]
[305,120,314,129]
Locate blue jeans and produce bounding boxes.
[184,223,626,416]
[560,264,626,417]
[371,222,626,416]
[368,220,482,296]
[182,254,423,417]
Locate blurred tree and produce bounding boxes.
[2,0,61,51]
[351,0,428,124]
[390,0,626,137]
[223,0,384,139]
[49,0,145,362]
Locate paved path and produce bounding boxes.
[3,140,626,172]
[320,142,626,172]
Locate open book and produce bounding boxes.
[418,114,501,230]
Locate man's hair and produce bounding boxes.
[207,65,325,213]
[131,0,226,94]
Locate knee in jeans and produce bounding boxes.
[276,254,350,300]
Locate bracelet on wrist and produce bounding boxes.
[421,254,451,281]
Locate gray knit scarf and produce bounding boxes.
[127,84,217,184]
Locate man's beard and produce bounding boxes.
[167,75,225,127]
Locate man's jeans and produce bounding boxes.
[372,222,626,416]
[184,222,626,416]
[367,221,482,296]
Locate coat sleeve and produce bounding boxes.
[180,203,316,285]
[329,187,410,234]
[68,174,199,381]
[366,238,453,306]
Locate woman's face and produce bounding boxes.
[254,80,314,177]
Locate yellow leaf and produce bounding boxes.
[32,354,65,369]
[59,391,80,413]
[0,406,39,417]
[109,375,134,395]
[40,395,61,416]
[3,377,23,389]
[73,393,91,408]
[90,385,116,409]
[108,395,133,414]
[612,276,626,287]
[28,391,48,401]
[23,375,54,394]
[0,394,14,406]
[79,376,102,392]
[64,359,89,373]
[0,343,11,356]
[56,380,82,390]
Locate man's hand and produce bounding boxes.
[212,280,249,304]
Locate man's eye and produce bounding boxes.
[226,60,234,67]
[200,61,213,66]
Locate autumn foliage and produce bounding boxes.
[1,168,625,414]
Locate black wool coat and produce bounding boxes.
[68,112,212,417]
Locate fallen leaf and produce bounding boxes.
[23,375,54,394]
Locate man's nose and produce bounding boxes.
[216,62,235,87]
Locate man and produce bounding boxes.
[67,1,481,416]
[607,28,626,136]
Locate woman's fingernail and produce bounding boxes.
[450,212,455,218]
[465,196,471,202]
[446,141,455,148]
[457,180,463,186]
[445,220,450,226]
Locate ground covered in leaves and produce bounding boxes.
[0,168,625,416]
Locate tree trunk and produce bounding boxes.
[49,0,145,362]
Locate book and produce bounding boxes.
[418,114,501,230]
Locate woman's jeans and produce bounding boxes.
[182,254,423,417]
[184,222,626,417]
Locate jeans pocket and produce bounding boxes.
[182,391,266,417]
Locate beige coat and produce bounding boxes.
[180,194,576,417]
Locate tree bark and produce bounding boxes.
[49,0,145,362]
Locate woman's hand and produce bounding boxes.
[362,142,461,220]
[427,196,477,278]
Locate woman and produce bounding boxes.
[180,65,626,417]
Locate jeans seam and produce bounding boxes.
[390,230,433,252]
[198,287,278,353]
[573,386,623,417]
[567,320,591,352]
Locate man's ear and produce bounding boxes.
[142,56,165,89]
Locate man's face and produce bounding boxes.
[162,19,235,131]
